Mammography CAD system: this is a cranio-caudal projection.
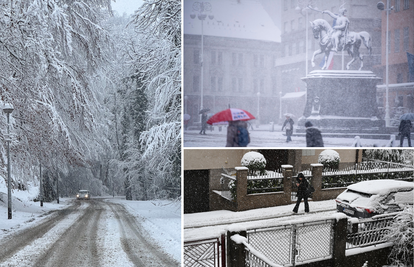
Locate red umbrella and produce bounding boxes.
[206,108,255,125]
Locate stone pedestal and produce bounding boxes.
[298,70,385,132]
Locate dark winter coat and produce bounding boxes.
[226,121,250,147]
[399,120,412,134]
[296,178,309,198]
[282,118,294,135]
[306,127,324,147]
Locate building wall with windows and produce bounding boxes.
[375,0,414,124]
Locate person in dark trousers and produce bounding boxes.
[292,173,309,213]
[399,119,412,147]
[305,121,324,147]
[226,120,250,147]
[281,115,294,142]
[199,112,208,135]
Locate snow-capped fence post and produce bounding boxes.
[310,163,323,201]
[332,215,348,267]
[235,167,248,210]
[227,230,247,267]
[282,165,293,203]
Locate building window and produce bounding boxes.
[194,49,200,64]
[216,51,222,65]
[284,21,288,33]
[395,0,400,12]
[193,76,200,92]
[238,53,243,66]
[232,77,237,92]
[211,51,216,65]
[403,27,409,51]
[218,77,223,92]
[254,54,258,67]
[394,29,400,53]
[291,19,295,31]
[211,76,216,91]
[407,94,413,111]
[397,73,403,83]
[232,53,236,66]
[273,55,277,67]
[397,95,404,107]
[238,78,243,92]
[403,0,409,9]
[298,17,303,29]
[291,0,295,9]
[260,55,264,67]
[284,0,288,11]
[285,44,289,57]
[300,40,305,53]
[260,79,264,93]
[292,43,297,55]
[289,44,293,56]
[253,79,258,93]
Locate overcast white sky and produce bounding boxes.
[111,0,145,15]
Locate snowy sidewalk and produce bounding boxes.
[184,200,337,241]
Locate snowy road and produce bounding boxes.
[0,198,179,267]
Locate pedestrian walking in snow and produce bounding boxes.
[305,121,324,147]
[292,173,309,213]
[281,116,294,142]
[199,112,208,135]
[399,119,412,147]
[226,120,250,147]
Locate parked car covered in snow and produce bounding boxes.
[76,190,90,200]
[336,179,413,218]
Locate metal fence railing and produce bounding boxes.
[184,235,225,267]
[247,219,334,266]
[346,215,395,250]
[322,161,414,189]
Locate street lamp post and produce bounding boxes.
[3,103,14,219]
[377,1,392,127]
[190,2,214,119]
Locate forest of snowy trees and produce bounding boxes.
[0,0,181,200]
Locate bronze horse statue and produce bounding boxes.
[309,19,372,70]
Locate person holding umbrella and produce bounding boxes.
[199,108,209,135]
[281,114,294,143]
[206,108,255,147]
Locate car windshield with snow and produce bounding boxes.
[76,190,90,200]
[335,179,414,218]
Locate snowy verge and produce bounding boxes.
[104,197,181,263]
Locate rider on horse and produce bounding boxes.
[322,7,350,52]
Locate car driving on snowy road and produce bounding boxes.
[76,190,90,200]
[335,179,414,218]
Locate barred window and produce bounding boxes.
[218,77,223,92]
[394,29,400,53]
[193,76,200,92]
[403,27,409,51]
[211,76,216,91]
[403,0,409,9]
[194,49,200,64]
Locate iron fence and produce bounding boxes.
[184,235,225,267]
[243,239,284,267]
[322,161,414,189]
[247,219,334,266]
[346,214,395,250]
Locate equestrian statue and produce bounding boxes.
[308,5,372,71]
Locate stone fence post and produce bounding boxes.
[235,166,248,211]
[227,230,247,267]
[332,214,348,267]
[282,165,293,204]
[310,163,323,201]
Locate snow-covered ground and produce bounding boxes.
[184,199,337,241]
[184,123,407,147]
[0,178,181,264]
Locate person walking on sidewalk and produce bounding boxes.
[292,173,310,213]
[305,121,324,147]
[282,115,294,143]
[399,119,412,147]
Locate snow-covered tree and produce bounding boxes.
[385,207,413,267]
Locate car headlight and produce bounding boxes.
[85,194,88,198]
[77,194,79,197]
